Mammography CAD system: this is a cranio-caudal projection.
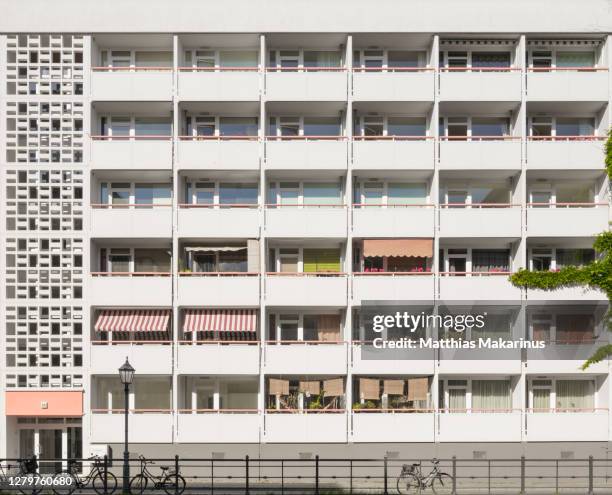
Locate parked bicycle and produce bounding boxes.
[397,458,453,494]
[52,456,117,495]
[129,455,186,495]
[0,456,42,495]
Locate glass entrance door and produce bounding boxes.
[38,429,62,474]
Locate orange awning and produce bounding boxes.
[6,391,83,417]
[363,239,433,258]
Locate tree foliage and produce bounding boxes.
[510,131,612,369]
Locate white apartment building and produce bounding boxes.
[1,0,611,466]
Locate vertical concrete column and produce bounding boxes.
[171,34,181,443]
[517,34,528,272]
[431,35,440,298]
[344,34,354,440]
[258,33,267,442]
[0,33,7,461]
[81,34,93,458]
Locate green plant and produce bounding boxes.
[510,130,612,369]
[352,400,377,410]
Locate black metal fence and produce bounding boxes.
[3,455,612,494]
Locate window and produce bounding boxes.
[218,183,258,205]
[531,314,552,341]
[556,314,594,344]
[530,51,552,69]
[134,51,172,68]
[471,380,511,410]
[556,380,594,410]
[471,52,511,68]
[277,315,299,341]
[134,117,171,136]
[303,51,341,68]
[446,51,468,68]
[303,183,341,206]
[193,50,215,68]
[555,118,594,137]
[556,51,594,68]
[530,379,552,411]
[529,189,552,207]
[555,183,593,204]
[278,117,300,136]
[387,50,422,68]
[556,249,595,268]
[105,182,130,206]
[387,183,426,206]
[387,117,426,136]
[107,249,130,273]
[135,184,171,207]
[446,380,467,411]
[218,117,258,136]
[470,184,510,205]
[446,117,468,138]
[193,117,215,136]
[219,50,258,68]
[363,182,384,205]
[278,182,299,205]
[191,182,214,204]
[362,50,384,68]
[278,249,298,273]
[303,249,341,273]
[303,117,341,136]
[530,117,553,137]
[105,50,130,68]
[104,117,130,137]
[471,118,508,137]
[530,248,553,271]
[472,250,510,273]
[362,116,383,136]
[134,249,171,272]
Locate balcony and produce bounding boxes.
[351,343,435,375]
[352,273,435,303]
[263,411,348,443]
[91,68,173,101]
[438,68,522,101]
[438,274,522,301]
[438,206,522,237]
[176,411,260,443]
[263,342,348,374]
[352,69,434,101]
[525,411,608,442]
[265,206,347,237]
[437,411,523,442]
[178,205,260,238]
[438,137,522,170]
[352,137,435,170]
[265,68,347,100]
[351,411,435,442]
[352,206,435,237]
[526,68,609,101]
[265,137,348,170]
[265,274,348,306]
[90,273,172,306]
[525,205,609,237]
[176,137,260,170]
[91,206,172,238]
[90,412,173,443]
[526,137,606,169]
[90,342,173,374]
[177,68,260,101]
[176,342,260,374]
[178,273,260,307]
[90,137,172,170]
[525,340,609,374]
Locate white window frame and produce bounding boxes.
[528,116,596,137]
[268,246,344,273]
[267,116,344,138]
[355,180,429,208]
[439,181,511,207]
[527,377,596,412]
[527,47,598,70]
[268,180,344,208]
[528,182,597,208]
[439,116,510,139]
[353,49,427,70]
[355,115,428,137]
[268,48,343,70]
[184,179,259,207]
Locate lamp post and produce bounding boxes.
[119,358,135,494]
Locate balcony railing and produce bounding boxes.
[265,135,347,141]
[91,66,173,72]
[265,340,347,345]
[526,202,606,208]
[352,408,434,413]
[439,135,520,142]
[527,67,607,72]
[178,66,259,72]
[439,271,511,277]
[179,271,258,277]
[92,339,172,345]
[91,408,173,414]
[265,408,346,414]
[353,271,432,276]
[178,135,259,141]
[91,203,172,209]
[266,272,346,277]
[440,67,521,72]
[178,408,260,413]
[527,135,605,142]
[352,66,434,73]
[91,271,172,277]
[178,203,258,209]
[352,135,433,141]
[266,66,346,72]
[90,135,172,141]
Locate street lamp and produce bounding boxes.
[119,358,135,494]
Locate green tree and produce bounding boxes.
[510,130,612,369]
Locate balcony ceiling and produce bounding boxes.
[527,236,598,248]
[92,170,173,182]
[266,101,346,114]
[439,238,518,247]
[180,101,260,115]
[526,169,605,180]
[353,170,433,181]
[92,101,172,115]
[439,101,520,115]
[180,170,260,181]
[266,33,347,49]
[94,34,173,49]
[353,101,433,114]
[440,169,519,180]
[179,33,260,48]
[266,169,345,180]
[353,33,433,49]
[527,101,607,115]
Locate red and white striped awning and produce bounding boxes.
[95,309,170,332]
[183,309,257,333]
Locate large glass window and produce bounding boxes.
[471,380,511,410]
[556,380,594,410]
[134,249,171,272]
[303,117,341,136]
[555,184,593,204]
[303,183,341,206]
[556,314,595,344]
[387,50,422,68]
[134,51,172,68]
[471,184,510,204]
[472,249,510,272]
[556,249,595,268]
[135,184,171,206]
[471,52,511,68]
[471,118,508,137]
[555,118,594,137]
[219,117,258,136]
[134,117,171,136]
[219,183,258,205]
[387,117,426,136]
[133,378,171,410]
[303,51,341,68]
[556,51,595,68]
[219,51,258,68]
[388,183,426,205]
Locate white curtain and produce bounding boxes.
[448,388,466,411]
[472,380,511,411]
[556,380,593,410]
[220,51,258,68]
[532,388,551,411]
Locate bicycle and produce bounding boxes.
[52,456,117,495]
[129,455,186,495]
[396,458,453,494]
[0,456,43,495]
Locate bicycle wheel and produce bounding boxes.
[92,471,118,495]
[431,473,454,495]
[163,474,186,495]
[128,474,148,495]
[396,473,421,495]
[51,471,76,495]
